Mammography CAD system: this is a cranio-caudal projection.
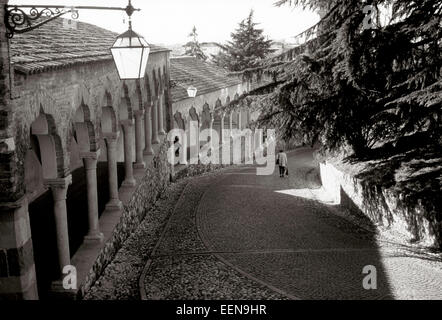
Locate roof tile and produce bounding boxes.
[170,57,242,103]
[10,17,170,75]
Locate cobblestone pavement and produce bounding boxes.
[141,148,442,300]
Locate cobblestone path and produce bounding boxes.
[141,148,442,300]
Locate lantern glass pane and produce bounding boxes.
[111,30,151,80]
[111,47,146,79]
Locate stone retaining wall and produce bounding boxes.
[320,161,438,248]
[77,142,173,298]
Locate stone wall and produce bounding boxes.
[78,141,173,298]
[11,51,169,188]
[172,83,247,117]
[320,161,438,248]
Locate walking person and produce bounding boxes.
[276,149,288,178]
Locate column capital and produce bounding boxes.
[79,150,101,161]
[134,109,145,117]
[120,119,134,128]
[44,175,72,190]
[44,175,72,202]
[0,196,27,211]
[103,132,120,141]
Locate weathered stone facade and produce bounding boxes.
[0,3,173,299]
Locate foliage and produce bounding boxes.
[238,0,441,156]
[183,26,208,61]
[212,10,275,72]
[237,0,441,247]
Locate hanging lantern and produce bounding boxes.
[187,85,198,98]
[111,20,150,80]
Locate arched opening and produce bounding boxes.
[26,112,65,299]
[100,102,125,212]
[201,103,211,131]
[173,112,187,163]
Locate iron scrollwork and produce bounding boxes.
[5,6,79,39]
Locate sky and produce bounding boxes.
[9,0,320,45]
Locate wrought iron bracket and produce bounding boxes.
[4,1,140,39]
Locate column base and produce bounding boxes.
[144,148,154,156]
[105,199,123,211]
[134,162,146,169]
[84,232,105,243]
[122,179,136,188]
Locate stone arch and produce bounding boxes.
[230,110,239,130]
[73,104,98,153]
[134,79,144,110]
[174,112,185,130]
[152,69,159,98]
[213,110,223,139]
[201,103,212,131]
[189,107,199,122]
[98,89,113,109]
[226,96,231,106]
[101,106,118,134]
[73,83,92,111]
[157,67,164,93]
[120,82,134,121]
[144,74,153,105]
[215,98,222,110]
[29,111,66,180]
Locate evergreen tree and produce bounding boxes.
[183,26,207,61]
[235,0,441,247]
[213,10,275,71]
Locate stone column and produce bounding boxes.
[0,197,39,300]
[209,114,215,152]
[104,133,122,211]
[179,124,188,165]
[144,104,154,155]
[133,110,145,169]
[121,120,136,187]
[44,176,72,278]
[220,114,225,145]
[238,110,243,130]
[81,152,104,242]
[158,92,166,136]
[151,98,160,145]
[188,117,199,165]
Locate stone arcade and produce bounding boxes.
[0,3,256,300]
[0,6,172,299]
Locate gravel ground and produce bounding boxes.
[143,254,288,300]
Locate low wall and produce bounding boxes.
[320,161,438,248]
[78,142,173,298]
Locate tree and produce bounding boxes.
[183,26,207,61]
[239,0,441,156]
[234,0,441,247]
[213,10,275,72]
